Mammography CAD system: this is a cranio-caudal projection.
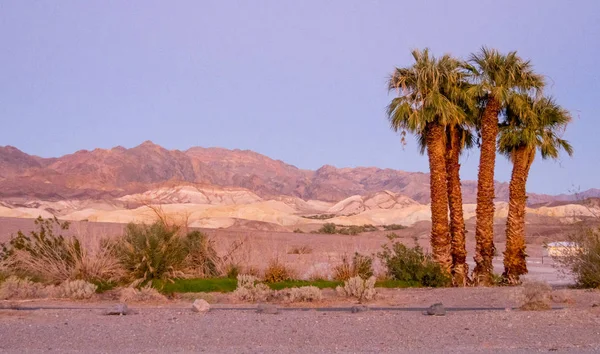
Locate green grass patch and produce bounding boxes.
[153,278,238,293]
[152,277,425,293]
[374,279,420,288]
[266,279,342,290]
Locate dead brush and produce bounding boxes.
[233,274,273,302]
[1,217,122,284]
[333,253,374,281]
[119,284,167,303]
[0,276,48,300]
[516,280,552,310]
[287,245,313,255]
[263,258,295,283]
[336,276,377,303]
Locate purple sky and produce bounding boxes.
[1,1,599,195]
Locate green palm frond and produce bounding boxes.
[499,94,573,161]
[387,48,475,150]
[468,46,545,109]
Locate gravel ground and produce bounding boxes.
[1,307,600,353]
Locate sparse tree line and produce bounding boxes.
[386,47,573,286]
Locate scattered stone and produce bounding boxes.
[592,303,599,308]
[192,299,210,313]
[104,303,129,316]
[256,303,279,314]
[425,303,446,316]
[351,305,369,313]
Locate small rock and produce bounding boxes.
[351,305,369,313]
[425,303,446,316]
[192,299,210,313]
[592,303,599,308]
[104,303,129,316]
[256,303,279,314]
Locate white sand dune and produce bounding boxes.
[1,186,598,229]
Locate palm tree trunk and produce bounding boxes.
[446,127,469,286]
[426,122,452,274]
[473,96,501,286]
[502,147,535,284]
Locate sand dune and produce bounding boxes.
[0,186,598,229]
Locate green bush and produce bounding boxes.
[318,223,337,234]
[383,224,407,231]
[377,239,450,287]
[555,227,600,288]
[116,222,189,283]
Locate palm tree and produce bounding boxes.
[499,95,573,284]
[466,47,545,285]
[446,125,475,286]
[387,49,468,274]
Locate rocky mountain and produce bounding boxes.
[0,142,596,204]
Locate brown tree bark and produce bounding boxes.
[426,122,452,274]
[473,97,501,286]
[446,127,469,286]
[502,147,534,284]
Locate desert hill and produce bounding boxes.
[1,142,597,204]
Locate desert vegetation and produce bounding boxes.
[0,214,454,301]
[387,47,573,286]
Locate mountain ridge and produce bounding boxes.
[1,142,597,204]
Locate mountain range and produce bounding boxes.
[1,141,598,205]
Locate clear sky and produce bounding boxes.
[1,1,598,195]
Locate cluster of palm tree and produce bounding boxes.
[387,47,573,286]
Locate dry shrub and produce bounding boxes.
[555,227,600,288]
[57,279,97,300]
[119,284,167,303]
[517,280,552,310]
[336,276,377,303]
[333,253,374,281]
[183,231,220,278]
[215,238,252,277]
[0,276,48,300]
[233,274,273,302]
[304,263,332,281]
[1,217,122,284]
[287,245,313,255]
[263,258,295,283]
[282,286,323,303]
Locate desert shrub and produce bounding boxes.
[58,279,97,300]
[318,223,337,234]
[263,259,294,283]
[0,276,48,300]
[302,214,336,220]
[119,284,167,302]
[336,276,376,303]
[0,217,122,284]
[233,274,273,302]
[184,231,220,278]
[383,224,406,231]
[516,280,552,310]
[116,222,189,283]
[288,245,312,255]
[333,253,374,281]
[293,228,304,233]
[377,238,450,287]
[225,264,241,279]
[554,227,600,288]
[283,286,323,302]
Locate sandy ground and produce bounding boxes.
[2,287,600,353]
[0,217,590,352]
[0,217,574,285]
